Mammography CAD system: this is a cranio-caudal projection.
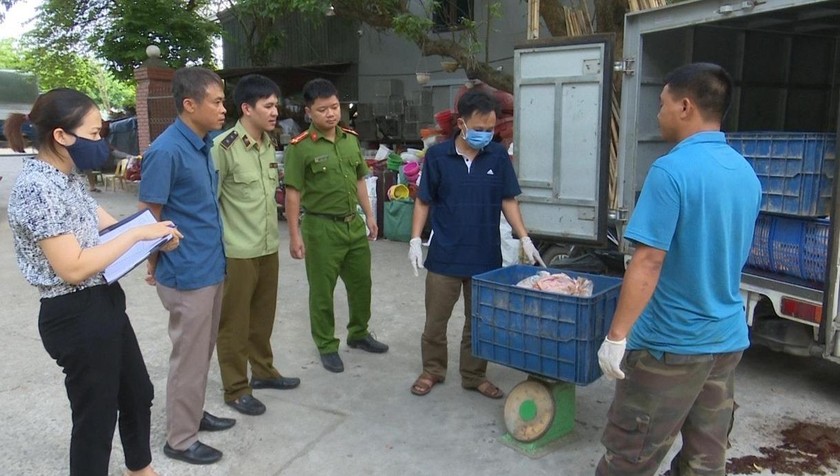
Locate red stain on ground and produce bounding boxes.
[727,422,840,475]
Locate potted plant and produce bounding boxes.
[440,59,459,72]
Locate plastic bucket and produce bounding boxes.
[435,109,454,136]
[403,161,420,177]
[387,184,410,200]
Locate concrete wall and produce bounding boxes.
[218,9,359,70]
[355,0,536,107]
[217,0,566,131]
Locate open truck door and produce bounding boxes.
[513,35,614,246]
[615,0,840,362]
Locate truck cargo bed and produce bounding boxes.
[742,268,823,300]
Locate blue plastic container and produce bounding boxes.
[726,132,836,217]
[748,214,830,283]
[471,265,622,385]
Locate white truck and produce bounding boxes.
[514,0,840,362]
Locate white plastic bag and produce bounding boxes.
[360,175,378,236]
[500,214,520,267]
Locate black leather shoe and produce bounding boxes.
[347,334,389,353]
[198,411,236,432]
[320,352,344,373]
[251,375,301,390]
[163,441,222,465]
[226,394,266,416]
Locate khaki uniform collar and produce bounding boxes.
[234,120,272,151]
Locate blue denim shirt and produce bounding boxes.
[139,118,225,290]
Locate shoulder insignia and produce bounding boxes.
[290,131,308,145]
[340,126,358,136]
[220,130,239,150]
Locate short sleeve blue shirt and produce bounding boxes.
[139,118,226,290]
[625,131,761,356]
[419,139,521,278]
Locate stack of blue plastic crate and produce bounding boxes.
[727,132,835,284]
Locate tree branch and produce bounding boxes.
[594,0,626,56]
[540,0,568,37]
[333,1,513,92]
[422,39,512,92]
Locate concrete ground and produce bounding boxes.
[0,154,839,476]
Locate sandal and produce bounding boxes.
[410,372,443,396]
[468,380,504,399]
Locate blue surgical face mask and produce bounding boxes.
[66,133,110,171]
[460,122,494,150]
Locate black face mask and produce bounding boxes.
[65,133,110,171]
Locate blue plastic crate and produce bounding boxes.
[748,214,830,283]
[471,265,622,385]
[727,132,836,217]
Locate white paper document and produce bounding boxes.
[99,209,172,284]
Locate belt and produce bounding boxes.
[306,212,357,223]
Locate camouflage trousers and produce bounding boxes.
[596,349,743,476]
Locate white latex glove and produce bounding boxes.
[598,337,627,380]
[409,237,424,277]
[521,236,547,267]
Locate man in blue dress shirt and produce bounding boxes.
[139,67,233,466]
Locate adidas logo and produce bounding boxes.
[487,169,494,175]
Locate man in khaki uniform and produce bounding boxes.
[284,78,388,373]
[212,74,300,417]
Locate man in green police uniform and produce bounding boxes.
[212,74,300,416]
[284,78,388,373]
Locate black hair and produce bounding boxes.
[456,90,500,120]
[664,63,733,121]
[455,89,501,121]
[172,67,223,113]
[4,88,97,154]
[233,74,281,114]
[302,78,338,106]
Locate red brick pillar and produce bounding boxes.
[134,49,175,152]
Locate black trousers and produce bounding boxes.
[39,284,154,475]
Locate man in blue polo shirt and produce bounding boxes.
[407,89,543,399]
[596,63,761,475]
[139,67,233,466]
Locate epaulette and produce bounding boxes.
[290,131,309,145]
[220,130,239,150]
[340,126,358,136]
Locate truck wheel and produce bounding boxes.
[541,244,609,274]
[541,245,575,267]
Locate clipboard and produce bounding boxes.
[100,208,172,284]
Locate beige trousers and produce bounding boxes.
[156,282,224,450]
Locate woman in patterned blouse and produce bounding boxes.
[5,89,182,476]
